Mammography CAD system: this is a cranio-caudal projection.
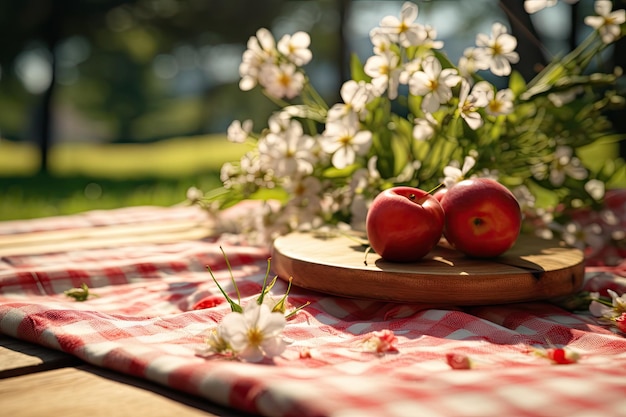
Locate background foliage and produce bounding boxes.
[0,0,624,220]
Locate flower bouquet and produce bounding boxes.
[194,0,625,263]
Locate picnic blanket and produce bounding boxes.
[1,203,625,417]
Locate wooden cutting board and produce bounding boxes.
[271,231,585,305]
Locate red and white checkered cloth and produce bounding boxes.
[1,204,626,417]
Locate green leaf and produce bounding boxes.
[350,53,370,82]
[64,283,95,302]
[407,94,423,117]
[488,115,505,142]
[432,50,455,69]
[249,187,290,203]
[322,164,360,178]
[508,70,527,97]
[373,132,396,178]
[460,118,480,144]
[391,113,414,138]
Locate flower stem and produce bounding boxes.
[206,264,243,313]
[220,246,241,305]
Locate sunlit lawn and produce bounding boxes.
[0,135,247,220]
[0,134,624,221]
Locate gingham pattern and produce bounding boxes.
[1,206,626,417]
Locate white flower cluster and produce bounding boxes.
[201,301,288,363]
[589,289,626,334]
[239,29,312,98]
[526,0,624,44]
[197,252,308,362]
[203,0,624,251]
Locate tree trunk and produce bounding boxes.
[38,1,60,173]
[498,0,547,81]
[338,0,351,82]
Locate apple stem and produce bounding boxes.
[364,246,372,266]
[413,194,430,205]
[427,183,444,195]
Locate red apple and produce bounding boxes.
[440,178,522,258]
[366,186,445,262]
[433,187,448,202]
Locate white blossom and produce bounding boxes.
[475,23,520,76]
[443,156,476,188]
[364,51,401,99]
[422,24,444,50]
[585,179,605,201]
[524,0,558,14]
[561,221,605,253]
[279,200,324,232]
[258,120,316,177]
[490,89,514,116]
[378,1,427,47]
[590,289,626,318]
[458,80,488,130]
[512,184,536,210]
[219,302,287,362]
[236,151,263,184]
[413,113,438,141]
[349,193,369,232]
[186,186,203,203]
[327,80,374,121]
[395,160,422,183]
[239,28,277,91]
[268,110,292,133]
[398,58,421,85]
[408,55,461,113]
[547,146,588,186]
[473,81,514,116]
[369,27,393,55]
[524,1,581,14]
[284,175,323,207]
[227,119,253,143]
[320,114,373,169]
[220,161,237,186]
[259,62,305,99]
[356,156,382,189]
[277,31,313,66]
[197,328,232,357]
[584,0,625,44]
[458,47,487,78]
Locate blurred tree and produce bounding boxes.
[2,0,622,175]
[0,0,127,172]
[0,0,289,172]
[498,0,548,81]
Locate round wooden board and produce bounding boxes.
[271,231,585,305]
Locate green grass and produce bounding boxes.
[0,134,624,221]
[0,134,247,178]
[0,134,247,220]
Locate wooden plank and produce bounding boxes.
[0,217,211,247]
[0,366,253,417]
[0,219,215,256]
[0,335,81,378]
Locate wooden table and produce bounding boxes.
[0,334,251,416]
